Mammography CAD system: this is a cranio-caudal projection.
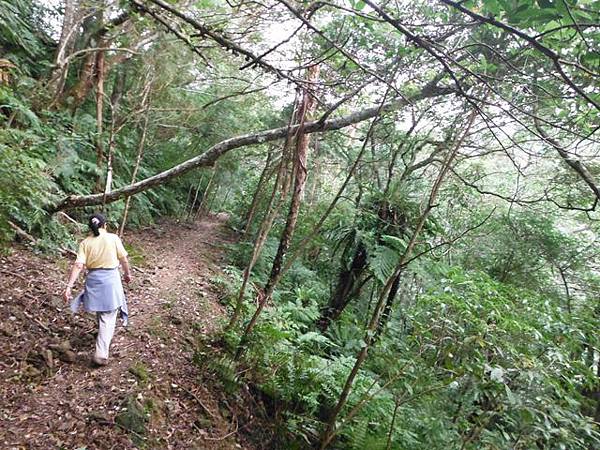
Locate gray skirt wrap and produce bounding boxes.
[70,268,129,325]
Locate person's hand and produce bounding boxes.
[63,287,73,302]
[123,273,132,284]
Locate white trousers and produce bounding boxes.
[95,309,118,359]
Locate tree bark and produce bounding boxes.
[48,0,81,102]
[235,65,320,359]
[375,272,402,336]
[66,1,105,111]
[119,109,150,236]
[317,243,368,331]
[307,138,321,207]
[58,2,134,109]
[226,99,300,331]
[94,47,106,193]
[242,149,274,236]
[386,396,401,450]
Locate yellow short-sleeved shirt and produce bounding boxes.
[76,229,128,269]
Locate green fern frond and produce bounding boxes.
[369,245,400,284]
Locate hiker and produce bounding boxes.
[63,213,132,366]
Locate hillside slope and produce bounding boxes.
[0,215,246,449]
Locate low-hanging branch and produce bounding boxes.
[52,82,454,211]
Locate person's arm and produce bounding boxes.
[63,262,84,301]
[120,256,132,283]
[115,235,132,283]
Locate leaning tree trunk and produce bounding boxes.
[48,0,80,103]
[119,109,150,236]
[317,243,368,331]
[242,149,275,236]
[319,107,478,449]
[375,272,402,336]
[52,82,452,211]
[235,65,320,359]
[226,104,299,331]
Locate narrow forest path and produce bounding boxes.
[0,215,246,449]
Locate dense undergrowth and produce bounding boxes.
[2,0,600,448]
[203,202,600,449]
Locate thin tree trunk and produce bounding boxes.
[48,0,80,103]
[183,184,193,219]
[195,168,217,219]
[226,98,300,331]
[119,109,150,236]
[182,185,193,218]
[595,350,600,424]
[110,66,127,116]
[242,149,274,236]
[355,170,364,208]
[235,65,320,359]
[371,138,382,190]
[102,113,115,209]
[386,396,401,450]
[319,108,478,449]
[558,267,572,314]
[375,273,402,336]
[205,182,221,215]
[93,48,106,193]
[186,175,205,221]
[364,286,375,328]
[102,67,128,209]
[221,186,232,209]
[383,115,421,197]
[308,138,321,207]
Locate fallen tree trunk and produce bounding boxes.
[53,82,453,211]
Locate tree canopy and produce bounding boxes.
[1,0,600,448]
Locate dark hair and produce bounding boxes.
[89,213,106,237]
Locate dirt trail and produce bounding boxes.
[0,215,243,449]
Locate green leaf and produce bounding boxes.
[380,234,407,251]
[370,245,399,283]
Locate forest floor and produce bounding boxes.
[0,215,252,450]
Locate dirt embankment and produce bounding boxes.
[0,215,248,449]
